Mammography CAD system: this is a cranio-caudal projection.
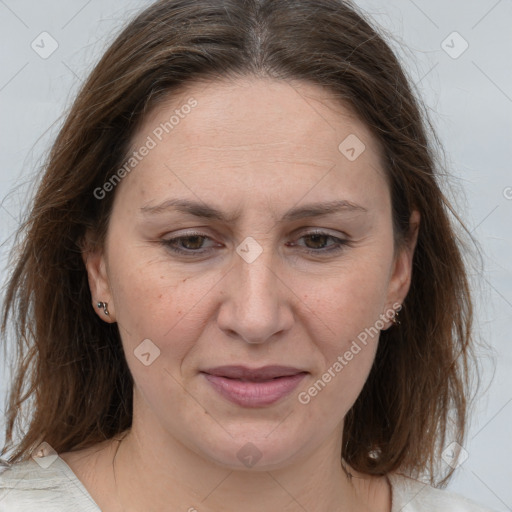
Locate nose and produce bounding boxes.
[216,244,294,344]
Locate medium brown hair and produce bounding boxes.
[1,0,478,485]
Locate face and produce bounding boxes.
[85,77,418,471]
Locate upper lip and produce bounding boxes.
[201,365,307,381]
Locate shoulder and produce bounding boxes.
[0,457,99,512]
[389,473,497,512]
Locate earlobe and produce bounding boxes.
[82,235,115,322]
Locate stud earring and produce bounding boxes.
[97,301,110,316]
[391,306,401,326]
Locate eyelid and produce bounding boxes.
[292,226,349,238]
[288,230,350,253]
[160,230,220,255]
[162,230,218,246]
[160,228,351,257]
[162,227,347,243]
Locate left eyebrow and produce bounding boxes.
[139,198,368,223]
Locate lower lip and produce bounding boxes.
[203,372,307,407]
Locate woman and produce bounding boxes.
[0,0,495,510]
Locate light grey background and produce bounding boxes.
[0,1,510,510]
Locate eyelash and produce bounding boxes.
[160,230,350,257]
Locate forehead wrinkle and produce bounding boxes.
[163,144,338,171]
[179,141,292,151]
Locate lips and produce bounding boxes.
[202,365,305,381]
[201,365,308,407]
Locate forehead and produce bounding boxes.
[117,77,388,212]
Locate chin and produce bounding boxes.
[187,423,312,471]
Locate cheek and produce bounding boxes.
[305,253,391,350]
[107,245,220,365]
[297,273,384,420]
[293,252,390,410]
[299,342,378,430]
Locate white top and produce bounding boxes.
[0,456,496,511]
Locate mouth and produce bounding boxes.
[200,365,308,408]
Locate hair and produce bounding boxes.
[1,0,478,486]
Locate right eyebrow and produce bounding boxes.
[140,198,242,223]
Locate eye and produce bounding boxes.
[161,232,219,255]
[302,233,333,249]
[290,230,350,255]
[160,229,351,258]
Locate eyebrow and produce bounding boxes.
[140,198,368,223]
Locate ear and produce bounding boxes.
[81,231,116,322]
[384,210,420,326]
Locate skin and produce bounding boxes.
[61,77,419,512]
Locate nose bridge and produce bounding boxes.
[218,238,292,343]
[238,244,277,306]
